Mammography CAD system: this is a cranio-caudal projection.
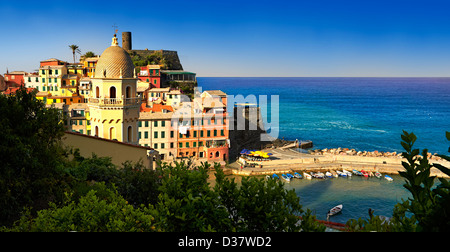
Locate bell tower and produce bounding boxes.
[87,34,140,144]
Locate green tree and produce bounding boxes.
[0,87,68,226]
[3,183,157,232]
[346,131,450,232]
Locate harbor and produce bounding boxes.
[227,146,450,179]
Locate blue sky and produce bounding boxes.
[1,0,450,77]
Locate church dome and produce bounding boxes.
[94,35,135,79]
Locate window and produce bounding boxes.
[145,121,148,127]
[161,131,165,138]
[179,142,183,148]
[207,130,210,137]
[139,121,142,127]
[161,143,165,149]
[161,121,165,127]
[170,131,174,138]
[144,132,148,139]
[42,78,45,83]
[154,131,158,138]
[214,130,217,136]
[194,131,197,137]
[138,132,141,139]
[170,142,174,148]
[154,121,158,127]
[154,143,158,149]
[186,142,190,148]
[55,70,58,75]
[221,129,224,136]
[200,131,204,137]
[193,142,196,147]
[41,70,45,74]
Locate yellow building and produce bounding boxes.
[87,34,140,144]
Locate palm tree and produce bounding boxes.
[69,44,81,63]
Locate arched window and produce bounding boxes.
[110,86,116,99]
[109,127,115,140]
[215,151,220,158]
[95,86,100,98]
[125,86,131,99]
[95,126,99,137]
[127,126,132,142]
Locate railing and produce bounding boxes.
[88,97,140,106]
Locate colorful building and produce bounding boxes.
[81,56,100,78]
[138,65,161,88]
[87,34,141,144]
[138,103,177,161]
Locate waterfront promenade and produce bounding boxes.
[227,148,450,178]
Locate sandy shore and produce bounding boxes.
[227,147,450,178]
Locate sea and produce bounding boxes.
[198,77,450,224]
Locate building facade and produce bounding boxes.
[87,34,140,144]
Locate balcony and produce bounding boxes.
[88,97,141,107]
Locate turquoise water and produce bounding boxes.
[197,77,449,223]
[197,77,450,154]
[216,174,410,223]
[284,174,409,223]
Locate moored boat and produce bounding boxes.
[375,171,382,178]
[294,172,303,179]
[281,174,291,182]
[331,171,339,178]
[304,172,312,180]
[353,169,363,176]
[361,170,369,178]
[325,171,333,178]
[336,170,347,177]
[286,173,294,179]
[343,169,352,176]
[272,174,279,180]
[385,175,393,181]
[312,172,325,179]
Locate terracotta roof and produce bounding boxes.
[2,87,35,95]
[140,102,174,113]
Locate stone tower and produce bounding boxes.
[122,31,132,51]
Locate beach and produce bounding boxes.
[228,146,450,179]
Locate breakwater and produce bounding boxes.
[230,147,450,178]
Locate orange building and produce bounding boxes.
[138,65,161,88]
[175,91,229,162]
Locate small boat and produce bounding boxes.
[313,172,325,179]
[325,171,333,178]
[361,170,369,178]
[353,169,363,176]
[272,174,279,180]
[286,173,294,179]
[281,174,291,182]
[336,170,347,177]
[327,204,343,218]
[385,175,393,181]
[369,171,374,177]
[331,171,339,178]
[294,172,303,179]
[375,171,382,178]
[343,169,352,177]
[304,172,312,180]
